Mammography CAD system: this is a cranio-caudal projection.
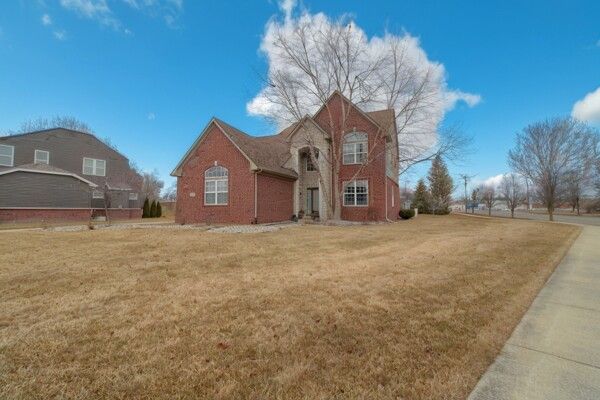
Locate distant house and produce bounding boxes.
[0,128,142,222]
[172,92,401,224]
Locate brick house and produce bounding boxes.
[172,92,401,224]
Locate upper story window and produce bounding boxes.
[128,192,138,201]
[205,165,228,205]
[0,144,14,167]
[92,190,104,199]
[83,157,106,176]
[306,150,318,171]
[342,132,368,165]
[34,150,50,165]
[343,180,368,207]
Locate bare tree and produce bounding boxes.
[162,182,177,201]
[253,18,469,220]
[141,170,164,201]
[2,115,120,151]
[499,173,525,218]
[470,188,480,214]
[508,117,599,221]
[479,185,496,216]
[5,116,94,135]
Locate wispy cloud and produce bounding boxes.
[41,14,52,26]
[122,0,184,29]
[60,0,122,31]
[40,13,67,41]
[597,39,600,48]
[572,87,600,124]
[147,112,156,120]
[53,30,67,41]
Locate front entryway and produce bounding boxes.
[307,188,319,215]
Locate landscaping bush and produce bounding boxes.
[399,209,415,220]
[150,200,157,218]
[156,202,162,218]
[142,198,150,218]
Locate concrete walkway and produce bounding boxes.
[469,226,600,400]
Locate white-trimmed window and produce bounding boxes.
[34,150,50,165]
[0,144,14,167]
[343,180,368,206]
[342,132,368,165]
[92,190,104,199]
[83,157,106,176]
[204,165,228,205]
[128,192,138,201]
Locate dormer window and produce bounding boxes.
[83,157,106,176]
[0,144,14,166]
[342,132,368,165]
[34,150,50,165]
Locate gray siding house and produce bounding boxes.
[0,128,142,211]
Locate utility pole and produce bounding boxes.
[524,177,531,212]
[459,174,476,213]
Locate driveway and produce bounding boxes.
[469,210,600,226]
[468,225,600,400]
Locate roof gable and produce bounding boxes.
[171,119,297,179]
[312,91,396,137]
[0,128,130,162]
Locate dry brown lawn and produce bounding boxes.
[0,215,579,399]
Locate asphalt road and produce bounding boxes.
[468,210,600,226]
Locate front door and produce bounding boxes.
[307,188,319,215]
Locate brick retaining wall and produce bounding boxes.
[0,208,142,223]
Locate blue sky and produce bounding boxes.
[1,0,599,192]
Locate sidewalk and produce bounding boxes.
[468,226,600,399]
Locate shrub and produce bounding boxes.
[156,201,162,218]
[142,198,150,218]
[150,200,157,218]
[399,209,415,220]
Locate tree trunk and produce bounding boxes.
[488,207,491,216]
[548,206,554,221]
[511,209,514,218]
[576,199,580,216]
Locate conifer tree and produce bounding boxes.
[156,201,162,218]
[150,200,157,218]
[428,154,454,214]
[142,198,150,218]
[411,179,431,214]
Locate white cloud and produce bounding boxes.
[147,112,156,120]
[481,174,505,188]
[53,30,67,40]
[279,0,296,21]
[60,0,121,30]
[444,90,482,109]
[248,6,481,154]
[41,14,52,26]
[572,87,600,124]
[122,0,184,28]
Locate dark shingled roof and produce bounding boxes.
[365,109,396,133]
[214,118,298,178]
[0,163,98,186]
[213,108,396,178]
[172,98,397,178]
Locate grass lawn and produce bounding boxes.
[0,215,579,399]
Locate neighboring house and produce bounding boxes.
[0,128,142,222]
[172,92,401,224]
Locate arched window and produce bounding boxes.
[204,166,228,205]
[343,132,368,164]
